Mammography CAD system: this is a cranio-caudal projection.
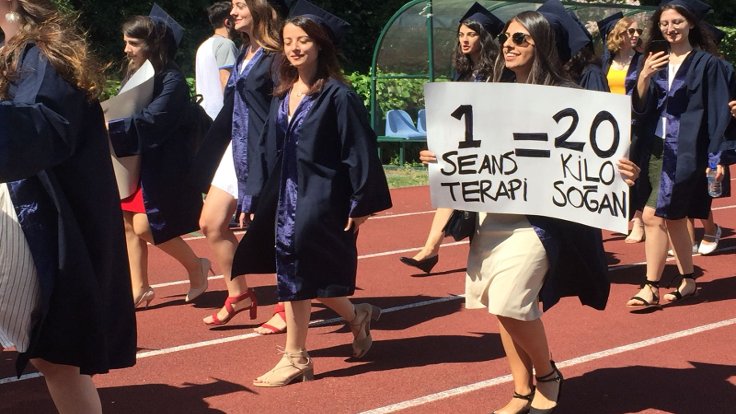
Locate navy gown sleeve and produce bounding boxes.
[108,69,190,157]
[0,48,86,181]
[719,60,736,152]
[334,88,392,217]
[243,96,282,211]
[579,64,610,92]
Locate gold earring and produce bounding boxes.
[5,11,20,23]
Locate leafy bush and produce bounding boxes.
[720,26,736,67]
[347,72,428,117]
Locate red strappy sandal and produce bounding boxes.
[203,289,257,326]
[255,303,287,334]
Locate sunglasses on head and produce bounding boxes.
[498,32,532,46]
[627,28,643,36]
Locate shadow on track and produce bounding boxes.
[558,361,736,413]
[99,378,250,414]
[312,331,504,379]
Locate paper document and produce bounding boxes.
[101,60,155,199]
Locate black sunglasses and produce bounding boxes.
[627,28,643,36]
[498,32,532,46]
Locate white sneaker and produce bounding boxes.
[697,225,721,255]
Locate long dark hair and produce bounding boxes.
[273,16,346,97]
[0,0,107,100]
[452,20,498,81]
[121,16,177,77]
[243,0,284,52]
[643,4,718,56]
[564,43,602,84]
[492,11,571,86]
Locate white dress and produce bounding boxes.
[0,183,40,352]
[465,213,549,321]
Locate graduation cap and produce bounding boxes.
[268,0,291,18]
[150,3,184,46]
[537,0,591,63]
[460,2,505,38]
[596,11,624,41]
[595,12,624,63]
[660,0,712,20]
[567,10,592,44]
[289,0,350,45]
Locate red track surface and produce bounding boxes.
[2,183,736,413]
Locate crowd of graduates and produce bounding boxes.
[0,0,735,413]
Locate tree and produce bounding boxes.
[637,0,735,25]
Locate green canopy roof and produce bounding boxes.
[370,0,656,129]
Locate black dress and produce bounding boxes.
[0,44,136,375]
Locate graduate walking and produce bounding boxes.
[231,0,392,387]
[626,0,733,309]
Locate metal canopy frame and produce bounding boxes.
[369,0,657,132]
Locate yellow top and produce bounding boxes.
[607,66,627,95]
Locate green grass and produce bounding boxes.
[384,164,429,189]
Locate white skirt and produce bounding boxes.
[0,183,40,352]
[210,141,238,199]
[465,213,549,321]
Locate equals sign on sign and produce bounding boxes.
[513,132,550,158]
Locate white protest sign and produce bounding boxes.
[101,60,155,199]
[425,82,631,233]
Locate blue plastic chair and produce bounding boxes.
[416,109,427,135]
[385,109,425,139]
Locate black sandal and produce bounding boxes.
[665,274,697,302]
[529,361,563,414]
[627,280,660,308]
[492,387,535,414]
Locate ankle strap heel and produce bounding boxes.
[529,361,563,414]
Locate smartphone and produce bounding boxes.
[649,39,670,55]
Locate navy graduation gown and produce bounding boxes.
[232,79,392,301]
[0,44,136,375]
[108,64,202,244]
[579,63,610,92]
[191,50,279,213]
[632,49,732,219]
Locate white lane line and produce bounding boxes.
[608,244,736,272]
[180,201,736,242]
[359,317,736,414]
[137,295,463,359]
[180,211,436,241]
[149,241,470,289]
[0,295,464,385]
[0,372,42,385]
[151,238,736,289]
[369,210,436,220]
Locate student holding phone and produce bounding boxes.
[627,0,732,308]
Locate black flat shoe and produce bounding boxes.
[529,361,563,414]
[399,255,439,273]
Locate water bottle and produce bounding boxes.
[707,160,722,197]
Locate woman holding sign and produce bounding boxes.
[422,6,640,413]
[0,1,135,412]
[109,14,208,308]
[627,0,732,308]
[399,2,502,274]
